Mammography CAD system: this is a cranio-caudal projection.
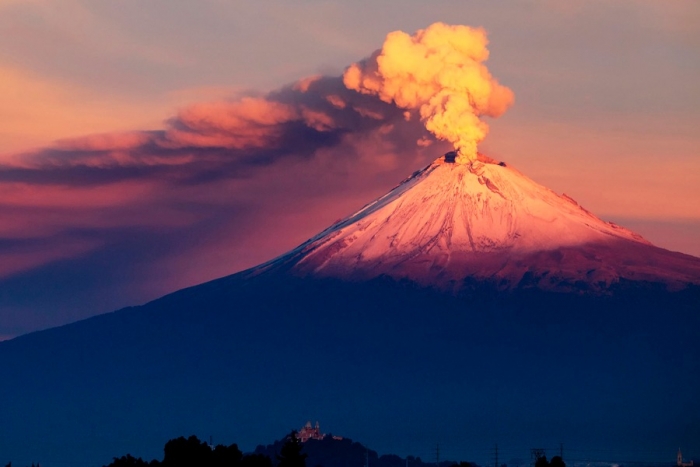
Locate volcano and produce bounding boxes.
[254,153,700,291]
[1,153,699,466]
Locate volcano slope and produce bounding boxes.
[1,154,699,466]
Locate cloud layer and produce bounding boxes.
[4,72,438,181]
[0,64,450,336]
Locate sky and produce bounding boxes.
[0,0,699,339]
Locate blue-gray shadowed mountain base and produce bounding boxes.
[0,273,698,465]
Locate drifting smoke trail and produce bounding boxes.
[344,22,514,164]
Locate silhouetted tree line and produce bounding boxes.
[254,433,473,467]
[276,432,307,467]
[535,455,565,467]
[451,462,476,467]
[103,432,306,467]
[100,430,500,467]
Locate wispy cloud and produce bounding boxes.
[0,71,445,335]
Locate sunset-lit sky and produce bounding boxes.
[1,0,699,338]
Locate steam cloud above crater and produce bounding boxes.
[344,22,514,164]
[3,22,510,183]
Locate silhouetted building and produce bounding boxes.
[297,421,324,442]
[678,448,694,467]
[444,151,457,163]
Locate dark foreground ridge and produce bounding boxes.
[0,269,699,466]
[98,432,470,467]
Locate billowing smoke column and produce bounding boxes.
[343,22,514,164]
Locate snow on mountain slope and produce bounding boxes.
[253,153,700,292]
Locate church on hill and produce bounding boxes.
[678,448,694,467]
[297,421,325,442]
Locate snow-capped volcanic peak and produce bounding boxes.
[315,154,644,255]
[256,153,699,291]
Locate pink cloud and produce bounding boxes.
[162,97,299,149]
[53,132,152,152]
[325,95,347,109]
[0,72,440,315]
[293,75,323,93]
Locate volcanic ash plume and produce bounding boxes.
[343,22,514,164]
